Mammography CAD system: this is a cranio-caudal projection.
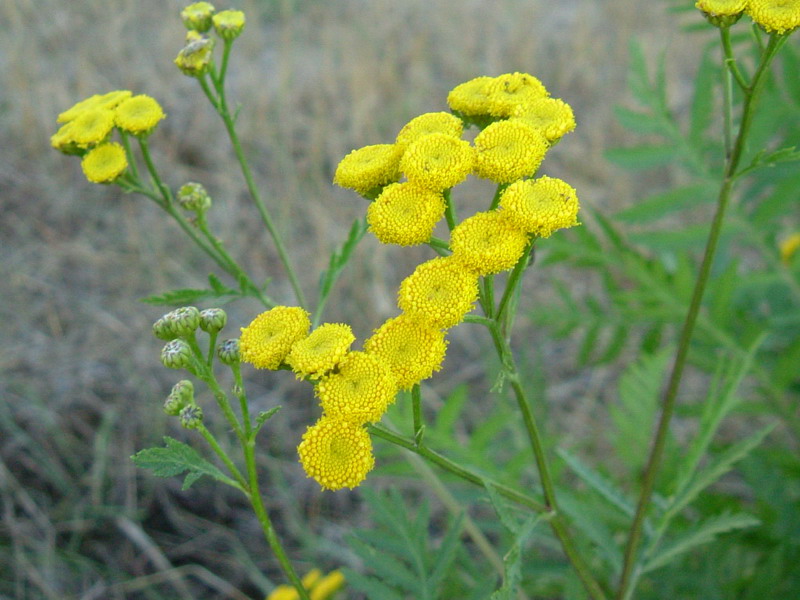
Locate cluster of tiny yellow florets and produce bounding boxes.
[696,0,800,33]
[51,91,166,183]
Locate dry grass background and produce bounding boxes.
[0,0,709,598]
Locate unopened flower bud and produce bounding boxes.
[212,10,245,40]
[161,339,194,369]
[167,306,201,338]
[172,379,195,403]
[199,308,227,333]
[217,338,240,365]
[695,1,746,27]
[180,404,204,429]
[174,37,215,78]
[177,182,213,213]
[153,315,178,340]
[181,2,215,32]
[164,393,183,416]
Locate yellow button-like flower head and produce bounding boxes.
[239,306,311,370]
[400,133,475,191]
[213,9,246,40]
[51,121,81,155]
[317,351,397,423]
[367,182,446,246]
[181,2,215,32]
[473,119,548,183]
[447,76,494,117]
[115,95,166,136]
[396,112,464,149]
[57,95,102,124]
[287,323,355,378]
[297,416,374,491]
[70,108,116,148]
[175,35,215,77]
[747,0,800,33]
[95,90,133,112]
[499,176,580,238]
[310,570,346,600]
[397,256,480,329]
[364,314,447,390]
[485,72,548,118]
[450,211,529,275]
[333,143,403,196]
[513,97,576,144]
[81,142,128,184]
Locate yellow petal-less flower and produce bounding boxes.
[115,95,166,136]
[499,176,580,238]
[317,351,397,423]
[212,9,245,40]
[473,119,548,183]
[333,143,403,196]
[367,182,446,246]
[239,306,311,370]
[450,211,529,275]
[485,72,548,118]
[81,142,128,184]
[310,570,346,600]
[395,112,464,149]
[747,0,800,33]
[181,2,215,32]
[50,121,80,154]
[297,416,374,491]
[57,95,102,123]
[287,323,355,378]
[94,90,133,112]
[512,97,576,144]
[397,256,480,329]
[267,569,345,600]
[695,0,748,16]
[400,133,475,191]
[364,314,447,390]
[70,108,116,148]
[447,76,494,117]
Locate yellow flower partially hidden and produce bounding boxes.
[70,108,116,148]
[397,256,480,329]
[317,351,397,423]
[333,144,402,196]
[499,176,580,238]
[396,112,464,149]
[450,211,530,275]
[400,133,475,191]
[239,306,310,370]
[447,76,494,117]
[115,95,166,136]
[364,314,447,390]
[81,142,128,183]
[367,182,445,246]
[747,0,800,33]
[513,97,576,144]
[297,416,374,491]
[287,323,355,378]
[57,91,132,124]
[473,120,548,183]
[780,232,800,264]
[485,72,548,118]
[696,0,748,16]
[267,569,345,600]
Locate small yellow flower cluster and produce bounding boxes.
[176,4,246,76]
[51,91,166,184]
[267,568,345,600]
[696,0,800,33]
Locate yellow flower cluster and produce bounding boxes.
[267,569,345,600]
[695,0,800,32]
[51,90,167,184]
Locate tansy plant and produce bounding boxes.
[50,2,800,599]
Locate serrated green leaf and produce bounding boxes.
[139,287,236,306]
[628,220,744,252]
[131,437,238,490]
[208,273,228,293]
[605,145,677,170]
[429,512,464,590]
[642,512,759,574]
[432,385,468,437]
[615,182,716,224]
[341,568,405,600]
[317,217,368,306]
[782,43,800,104]
[689,49,717,145]
[558,492,622,572]
[628,39,655,107]
[346,535,419,593]
[614,106,668,135]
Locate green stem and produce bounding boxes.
[119,131,140,181]
[197,424,248,491]
[497,241,535,326]
[720,27,748,91]
[232,363,252,438]
[615,33,786,600]
[412,384,424,443]
[427,236,451,253]
[444,188,457,230]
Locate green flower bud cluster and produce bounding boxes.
[164,379,195,415]
[153,306,202,340]
[216,338,240,365]
[176,3,246,79]
[177,182,212,214]
[180,404,204,429]
[153,306,231,372]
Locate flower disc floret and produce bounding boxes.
[333,144,403,196]
[70,108,116,148]
[447,76,494,117]
[499,176,580,237]
[747,0,800,33]
[400,133,475,191]
[513,97,576,143]
[473,120,548,183]
[81,142,128,183]
[396,112,464,149]
[297,416,375,491]
[364,314,447,390]
[367,182,446,246]
[239,306,310,370]
[695,0,748,16]
[115,95,166,136]
[287,323,355,378]
[485,72,548,118]
[397,256,479,329]
[317,352,397,422]
[450,211,529,275]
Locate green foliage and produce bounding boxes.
[140,273,249,306]
[131,436,237,490]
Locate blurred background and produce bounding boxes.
[0,0,764,598]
